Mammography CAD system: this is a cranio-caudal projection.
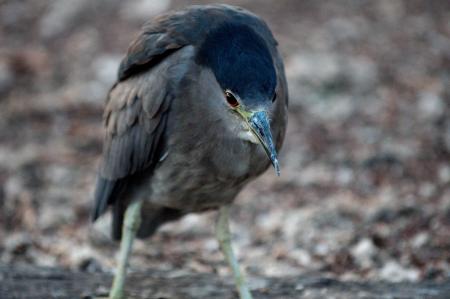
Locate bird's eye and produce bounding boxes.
[272,93,277,103]
[225,91,239,108]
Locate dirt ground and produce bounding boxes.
[0,0,449,287]
[2,265,450,299]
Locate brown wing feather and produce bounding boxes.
[100,74,170,179]
[92,70,172,220]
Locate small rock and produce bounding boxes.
[335,167,354,186]
[290,248,313,266]
[350,238,377,267]
[438,165,450,184]
[256,210,283,232]
[419,182,436,198]
[379,261,420,282]
[417,91,444,120]
[411,232,429,248]
[314,243,330,256]
[263,261,303,277]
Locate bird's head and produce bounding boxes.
[197,22,280,175]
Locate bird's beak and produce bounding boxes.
[246,111,280,176]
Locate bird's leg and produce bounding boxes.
[108,200,142,299]
[216,205,253,299]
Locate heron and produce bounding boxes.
[92,4,288,299]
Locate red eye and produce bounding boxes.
[225,91,239,108]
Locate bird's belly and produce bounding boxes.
[148,168,244,211]
[145,141,267,211]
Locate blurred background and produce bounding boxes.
[0,0,449,283]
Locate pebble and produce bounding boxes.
[418,91,444,121]
[411,232,429,248]
[350,238,377,267]
[379,261,420,282]
[438,165,450,184]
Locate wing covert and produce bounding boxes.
[92,69,172,220]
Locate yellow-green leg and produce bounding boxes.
[109,200,142,299]
[216,205,253,299]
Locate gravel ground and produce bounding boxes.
[0,0,449,285]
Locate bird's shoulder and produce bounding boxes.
[118,4,278,81]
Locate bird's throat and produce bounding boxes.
[238,130,260,144]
